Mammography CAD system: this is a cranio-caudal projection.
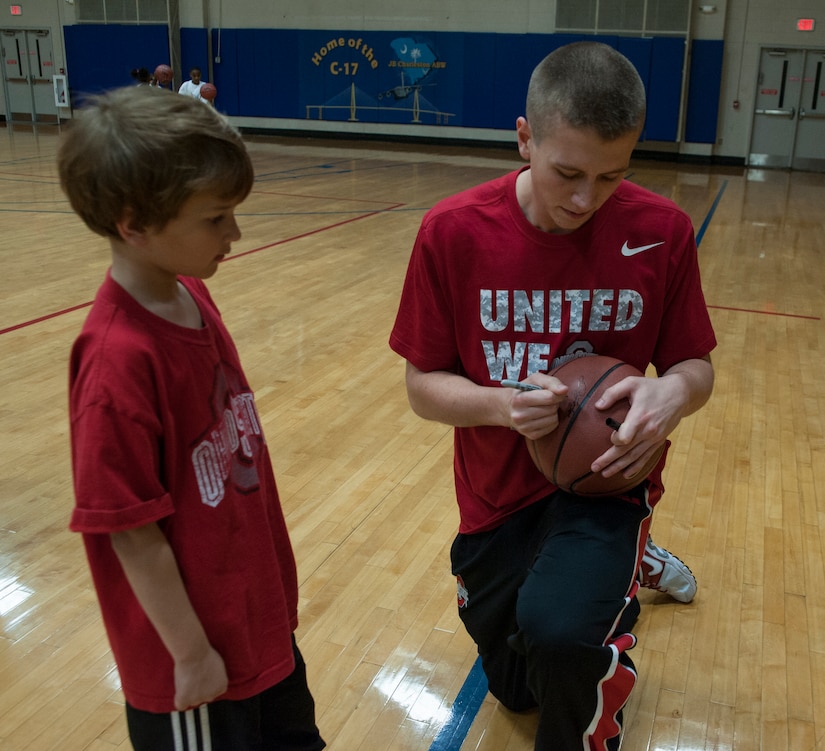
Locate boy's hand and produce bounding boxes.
[590,356,714,479]
[590,374,683,478]
[110,524,230,712]
[506,374,568,440]
[174,644,228,711]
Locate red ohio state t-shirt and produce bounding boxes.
[70,273,299,713]
[390,169,717,534]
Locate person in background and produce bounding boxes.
[179,66,208,102]
[130,67,151,85]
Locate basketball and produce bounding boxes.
[526,354,666,497]
[154,64,173,84]
[200,83,217,101]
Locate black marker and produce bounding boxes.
[501,380,542,392]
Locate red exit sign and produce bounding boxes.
[797,18,815,31]
[10,4,22,14]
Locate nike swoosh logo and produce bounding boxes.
[621,241,665,257]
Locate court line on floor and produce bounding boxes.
[0,301,93,335]
[707,304,819,321]
[429,657,488,751]
[697,178,819,321]
[0,204,407,336]
[225,203,405,261]
[695,178,727,247]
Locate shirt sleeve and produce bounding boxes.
[68,314,177,534]
[70,400,175,533]
[652,222,717,372]
[389,216,460,373]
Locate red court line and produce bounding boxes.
[9,203,818,336]
[252,188,403,207]
[0,203,406,336]
[0,301,93,335]
[226,203,405,261]
[708,304,820,321]
[3,290,817,337]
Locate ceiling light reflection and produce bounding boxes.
[371,667,453,725]
[0,575,34,616]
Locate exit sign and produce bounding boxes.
[10,4,22,14]
[797,18,815,31]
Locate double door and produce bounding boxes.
[1,28,60,124]
[749,47,825,172]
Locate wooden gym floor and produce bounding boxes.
[0,121,824,751]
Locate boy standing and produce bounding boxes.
[60,87,325,751]
[390,42,716,750]
[179,66,207,101]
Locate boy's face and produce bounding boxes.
[515,116,639,234]
[141,191,242,279]
[191,69,201,83]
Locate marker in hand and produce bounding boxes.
[501,379,542,392]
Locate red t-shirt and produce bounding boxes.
[69,273,299,713]
[390,168,717,534]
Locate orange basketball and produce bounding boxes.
[526,354,665,497]
[200,83,217,101]
[154,64,173,84]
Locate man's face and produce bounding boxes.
[516,116,640,234]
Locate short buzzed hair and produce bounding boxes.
[58,86,253,238]
[525,42,646,142]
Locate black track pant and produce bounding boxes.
[451,488,654,751]
[125,636,325,751]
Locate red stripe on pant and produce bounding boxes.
[588,630,638,749]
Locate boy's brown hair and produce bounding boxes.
[58,86,254,238]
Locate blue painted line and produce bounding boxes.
[695,179,728,247]
[429,656,488,751]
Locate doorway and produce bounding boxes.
[1,28,60,125]
[748,47,825,172]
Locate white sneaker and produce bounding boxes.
[639,536,697,603]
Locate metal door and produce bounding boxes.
[1,28,59,124]
[793,49,825,171]
[748,47,825,172]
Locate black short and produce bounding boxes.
[125,637,325,751]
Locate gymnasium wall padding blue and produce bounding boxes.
[645,37,687,141]
[180,27,209,84]
[685,39,725,144]
[62,24,169,104]
[488,33,570,130]
[615,37,653,141]
[63,26,724,144]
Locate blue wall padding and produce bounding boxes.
[210,28,241,114]
[180,27,209,83]
[461,33,497,129]
[488,33,561,130]
[685,39,724,143]
[616,37,652,141]
[646,37,687,140]
[62,24,169,104]
[63,26,722,143]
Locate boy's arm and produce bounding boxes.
[110,522,228,711]
[405,361,568,440]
